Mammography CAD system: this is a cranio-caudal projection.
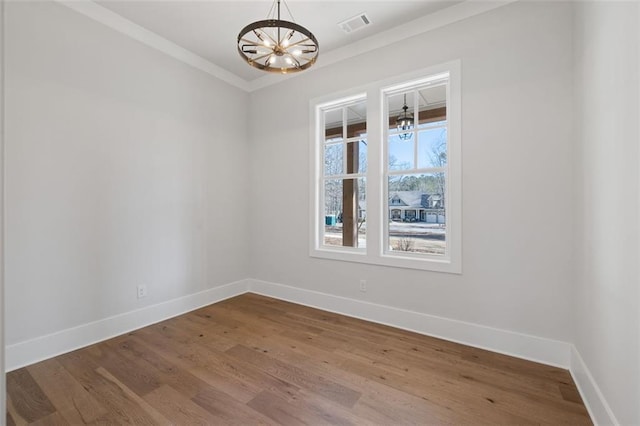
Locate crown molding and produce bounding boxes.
[247,0,518,92]
[56,0,249,92]
[56,0,517,93]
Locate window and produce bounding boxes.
[310,61,461,273]
[384,78,448,258]
[319,96,367,250]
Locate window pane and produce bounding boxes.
[417,124,447,169]
[324,143,343,176]
[346,140,367,174]
[388,91,415,136]
[388,135,413,171]
[324,178,366,248]
[417,84,447,129]
[358,139,367,173]
[387,173,445,256]
[324,179,342,247]
[347,100,366,138]
[324,108,343,142]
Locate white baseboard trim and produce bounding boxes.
[569,345,619,426]
[5,279,249,371]
[247,278,571,369]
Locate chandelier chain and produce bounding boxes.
[282,0,296,22]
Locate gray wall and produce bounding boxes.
[573,2,640,424]
[249,2,575,342]
[4,1,250,345]
[1,0,6,417]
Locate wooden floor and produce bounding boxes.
[7,293,591,425]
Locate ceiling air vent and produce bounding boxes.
[338,13,371,34]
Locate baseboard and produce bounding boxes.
[247,278,572,369]
[5,279,249,371]
[569,345,619,426]
[6,276,608,425]
[5,279,572,371]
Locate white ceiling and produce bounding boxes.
[94,1,464,83]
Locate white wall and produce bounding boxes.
[249,1,575,342]
[573,2,640,425]
[4,1,249,346]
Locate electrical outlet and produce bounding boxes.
[137,285,147,299]
[359,279,367,292]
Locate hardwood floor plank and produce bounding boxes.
[143,384,217,425]
[7,293,592,425]
[201,349,303,402]
[103,336,213,399]
[6,410,18,426]
[85,343,162,397]
[133,327,269,403]
[29,412,68,426]
[337,353,536,425]
[226,344,362,408]
[559,380,585,403]
[246,390,306,425]
[334,338,568,406]
[6,369,56,423]
[94,367,170,424]
[187,365,261,404]
[6,394,28,426]
[156,314,239,352]
[27,359,107,424]
[55,350,160,425]
[191,386,275,425]
[247,390,344,426]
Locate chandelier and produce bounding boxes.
[237,0,319,74]
[396,94,414,140]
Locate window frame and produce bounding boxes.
[312,93,368,257]
[309,60,461,273]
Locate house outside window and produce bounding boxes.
[310,61,461,273]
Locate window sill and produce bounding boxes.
[310,247,461,274]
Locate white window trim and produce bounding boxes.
[310,92,368,260]
[309,60,461,274]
